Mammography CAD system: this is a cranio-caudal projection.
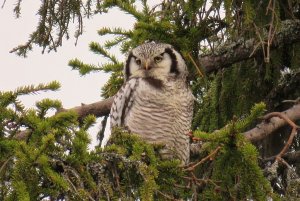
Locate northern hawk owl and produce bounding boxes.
[110,42,194,164]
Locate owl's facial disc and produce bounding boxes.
[129,52,174,79]
[124,43,187,81]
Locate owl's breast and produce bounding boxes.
[124,78,193,142]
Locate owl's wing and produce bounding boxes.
[110,78,139,128]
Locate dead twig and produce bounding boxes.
[262,112,299,161]
[184,146,222,171]
[187,53,204,78]
[156,190,179,201]
[265,0,278,63]
[244,103,300,142]
[183,172,220,188]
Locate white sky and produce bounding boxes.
[0,1,137,147]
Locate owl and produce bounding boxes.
[110,42,194,164]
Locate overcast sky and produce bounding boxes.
[0,1,138,147]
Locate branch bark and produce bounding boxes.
[58,97,114,120]
[244,103,300,143]
[200,19,300,73]
[61,98,300,145]
[14,97,300,143]
[14,97,114,140]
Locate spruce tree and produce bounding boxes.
[1,0,300,200]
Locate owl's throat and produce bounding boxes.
[143,77,163,89]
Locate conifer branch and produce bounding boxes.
[58,96,114,120]
[201,19,300,73]
[14,96,300,144]
[244,102,300,142]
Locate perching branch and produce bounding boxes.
[14,97,300,142]
[63,98,300,145]
[200,19,300,73]
[14,97,114,140]
[58,97,114,120]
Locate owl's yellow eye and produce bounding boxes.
[154,56,163,63]
[135,58,141,65]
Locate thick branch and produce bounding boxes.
[200,19,300,73]
[15,95,300,143]
[59,97,114,119]
[244,103,300,143]
[14,97,114,140]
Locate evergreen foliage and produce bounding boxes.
[193,103,278,200]
[0,85,278,200]
[2,0,300,200]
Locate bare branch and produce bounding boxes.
[244,103,300,143]
[260,112,299,161]
[14,97,300,144]
[14,97,114,140]
[58,96,114,120]
[185,146,221,171]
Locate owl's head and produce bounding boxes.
[124,42,188,82]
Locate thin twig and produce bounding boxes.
[275,156,292,168]
[277,127,298,158]
[249,42,261,58]
[185,146,222,171]
[0,156,13,174]
[265,0,278,63]
[1,0,7,8]
[282,97,300,104]
[187,52,204,77]
[156,190,178,201]
[263,112,299,160]
[252,23,267,59]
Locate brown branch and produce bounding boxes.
[244,103,300,143]
[187,53,204,78]
[156,190,178,201]
[261,112,299,161]
[185,146,221,171]
[58,96,114,119]
[200,19,300,73]
[14,97,300,146]
[14,97,114,140]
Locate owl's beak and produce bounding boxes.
[143,60,152,70]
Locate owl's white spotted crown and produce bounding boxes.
[132,42,172,57]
